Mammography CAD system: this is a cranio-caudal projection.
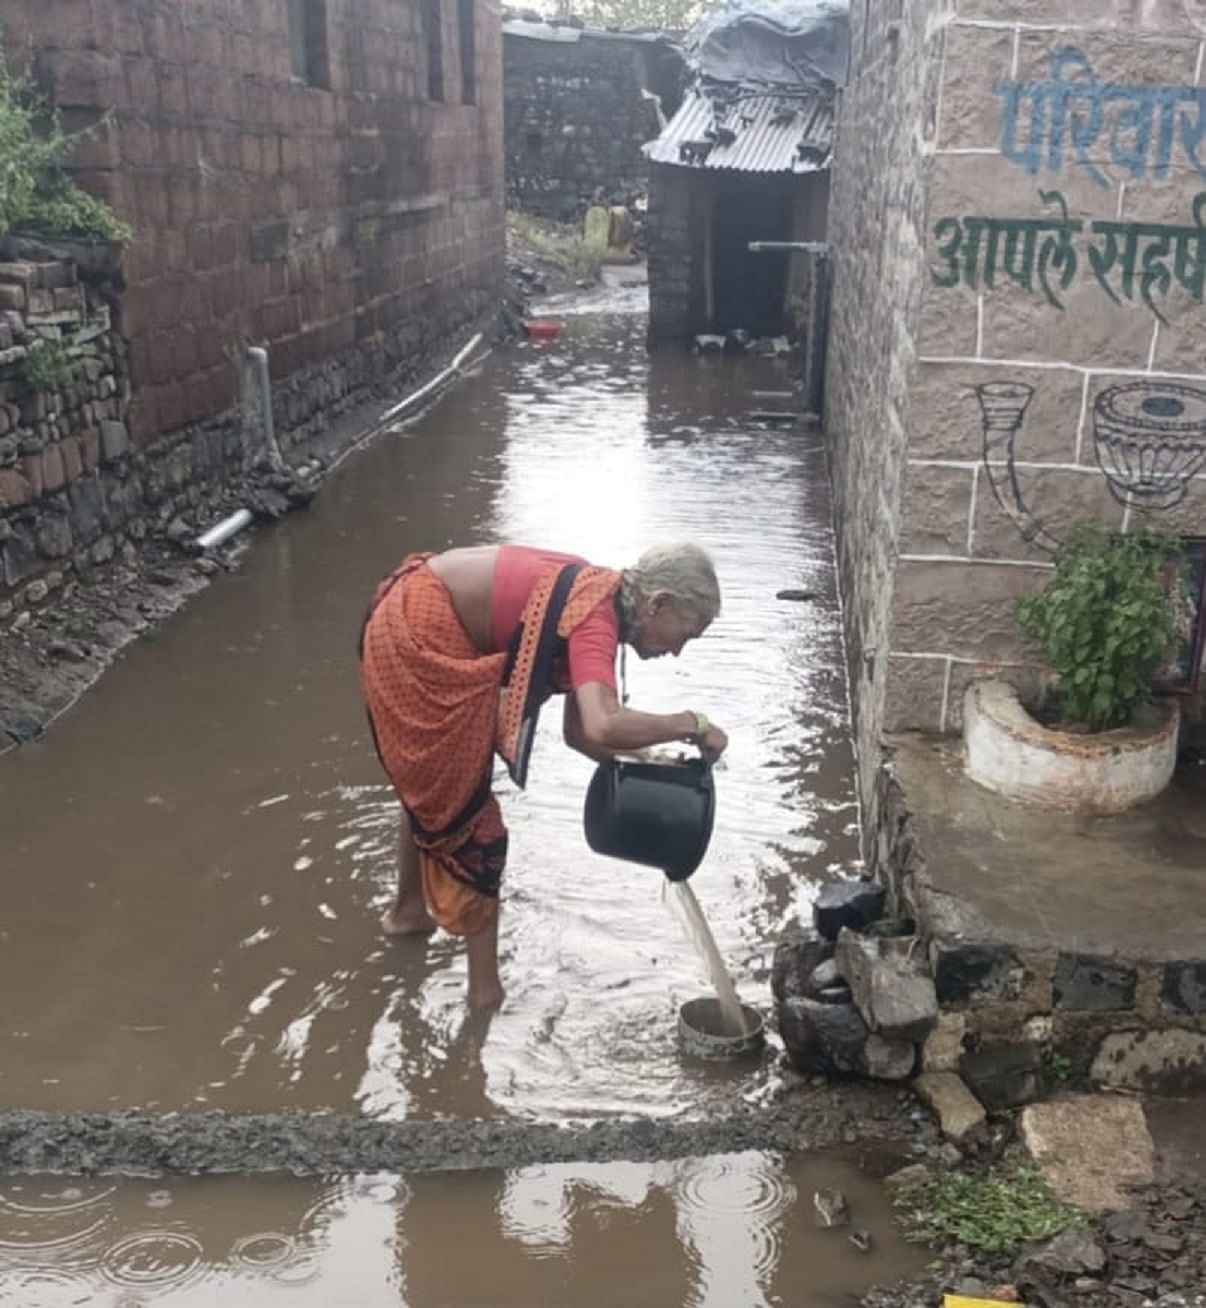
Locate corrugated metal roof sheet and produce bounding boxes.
[501,19,666,44]
[645,90,834,173]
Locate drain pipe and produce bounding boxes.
[196,508,254,551]
[327,331,488,477]
[377,332,484,426]
[243,344,286,472]
[193,345,285,552]
[195,332,487,549]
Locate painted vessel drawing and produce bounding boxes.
[974,378,1206,545]
[1093,382,1206,511]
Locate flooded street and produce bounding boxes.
[0,1150,925,1306]
[0,300,911,1303]
[0,305,856,1120]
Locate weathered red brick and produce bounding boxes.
[125,393,157,446]
[20,454,44,500]
[196,321,229,370]
[155,382,186,434]
[119,118,157,168]
[41,444,67,494]
[108,1,146,57]
[123,55,158,107]
[205,267,245,318]
[147,330,176,384]
[255,297,301,341]
[46,48,125,109]
[185,368,234,423]
[59,437,83,483]
[170,326,199,379]
[155,68,184,124]
[0,469,33,509]
[145,10,187,63]
[219,76,242,122]
[147,279,189,329]
[79,427,101,473]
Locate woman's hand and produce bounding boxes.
[698,724,728,763]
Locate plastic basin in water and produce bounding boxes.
[678,998,765,1060]
[524,318,564,340]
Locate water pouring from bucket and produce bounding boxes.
[583,755,759,1045]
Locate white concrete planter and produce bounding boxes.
[963,680,1180,814]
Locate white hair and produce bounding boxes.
[620,541,721,629]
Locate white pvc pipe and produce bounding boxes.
[196,508,253,551]
[245,345,286,472]
[450,332,483,373]
[378,332,484,425]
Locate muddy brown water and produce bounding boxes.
[0,308,856,1120]
[0,302,915,1300]
[0,1150,926,1306]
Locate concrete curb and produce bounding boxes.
[0,1100,909,1177]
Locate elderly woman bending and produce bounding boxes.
[358,541,728,1008]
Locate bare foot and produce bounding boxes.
[467,983,504,1011]
[380,904,437,936]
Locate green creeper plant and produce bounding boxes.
[0,36,131,242]
[21,336,75,389]
[893,1152,1088,1254]
[1017,520,1183,732]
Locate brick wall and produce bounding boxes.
[1,0,505,610]
[4,0,504,448]
[824,0,947,830]
[503,29,660,221]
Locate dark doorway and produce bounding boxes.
[709,175,794,336]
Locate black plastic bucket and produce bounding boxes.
[582,758,715,881]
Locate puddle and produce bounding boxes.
[0,311,857,1119]
[0,1151,925,1307]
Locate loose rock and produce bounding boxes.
[835,928,938,1043]
[921,1011,967,1073]
[912,1072,987,1143]
[960,1042,1043,1111]
[813,1187,850,1228]
[813,880,887,941]
[778,995,868,1076]
[772,928,833,1003]
[1020,1095,1155,1213]
[863,1034,916,1081]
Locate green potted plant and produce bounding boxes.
[964,521,1186,812]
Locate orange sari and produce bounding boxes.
[359,554,619,935]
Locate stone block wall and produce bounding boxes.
[877,760,1206,1091]
[3,0,504,448]
[503,29,661,221]
[645,163,699,342]
[824,0,947,829]
[0,255,139,614]
[890,2,1206,738]
[827,0,1206,833]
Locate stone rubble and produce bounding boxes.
[775,879,946,1094]
[861,1182,1206,1308]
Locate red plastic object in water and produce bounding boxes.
[524,318,564,340]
